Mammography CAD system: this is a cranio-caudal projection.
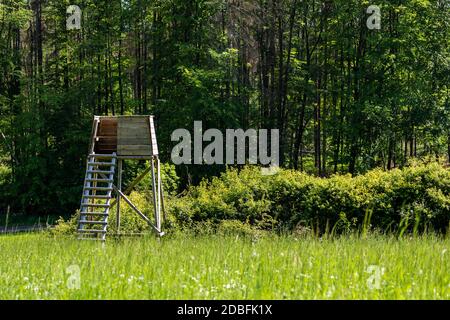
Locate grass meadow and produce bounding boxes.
[0,233,448,300]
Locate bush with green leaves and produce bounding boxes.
[54,163,450,235]
[171,163,450,234]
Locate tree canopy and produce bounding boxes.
[0,0,449,215]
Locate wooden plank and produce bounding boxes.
[148,117,159,155]
[119,117,149,124]
[118,145,152,156]
[116,159,123,231]
[100,118,118,124]
[119,129,149,137]
[99,121,117,126]
[118,147,152,155]
[97,138,117,143]
[98,128,117,136]
[88,118,99,155]
[99,120,117,134]
[119,137,153,145]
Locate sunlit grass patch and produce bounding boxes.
[0,233,448,299]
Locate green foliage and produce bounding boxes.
[171,164,450,234]
[0,164,10,187]
[1,0,450,217]
[50,214,78,236]
[133,162,180,196]
[108,192,153,234]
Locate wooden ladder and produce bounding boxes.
[77,153,117,241]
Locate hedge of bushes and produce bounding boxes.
[171,163,450,234]
[54,163,450,235]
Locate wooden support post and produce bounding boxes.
[157,157,161,230]
[160,178,167,224]
[112,185,159,232]
[150,157,160,234]
[109,166,151,209]
[99,173,162,235]
[116,159,123,232]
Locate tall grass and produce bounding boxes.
[0,233,448,299]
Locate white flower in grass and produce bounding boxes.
[326,285,335,298]
[223,279,238,289]
[199,287,210,297]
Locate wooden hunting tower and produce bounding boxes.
[77,116,165,241]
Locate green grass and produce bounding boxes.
[0,233,448,299]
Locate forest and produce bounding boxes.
[0,0,449,216]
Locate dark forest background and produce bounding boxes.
[0,0,449,216]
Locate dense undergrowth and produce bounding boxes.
[53,163,450,236]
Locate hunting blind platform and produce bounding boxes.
[77,116,165,241]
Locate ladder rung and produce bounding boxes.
[88,162,116,166]
[83,195,111,199]
[89,153,116,158]
[84,187,113,191]
[78,229,107,234]
[81,203,110,208]
[85,178,112,183]
[87,170,114,174]
[80,212,109,216]
[79,220,108,225]
[81,204,109,208]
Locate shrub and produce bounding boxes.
[171,163,450,234]
[55,163,450,235]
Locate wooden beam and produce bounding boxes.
[110,183,159,233]
[116,159,123,231]
[88,118,99,155]
[160,177,167,223]
[109,166,152,208]
[150,157,160,231]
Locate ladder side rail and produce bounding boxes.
[79,155,95,232]
[101,153,116,240]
